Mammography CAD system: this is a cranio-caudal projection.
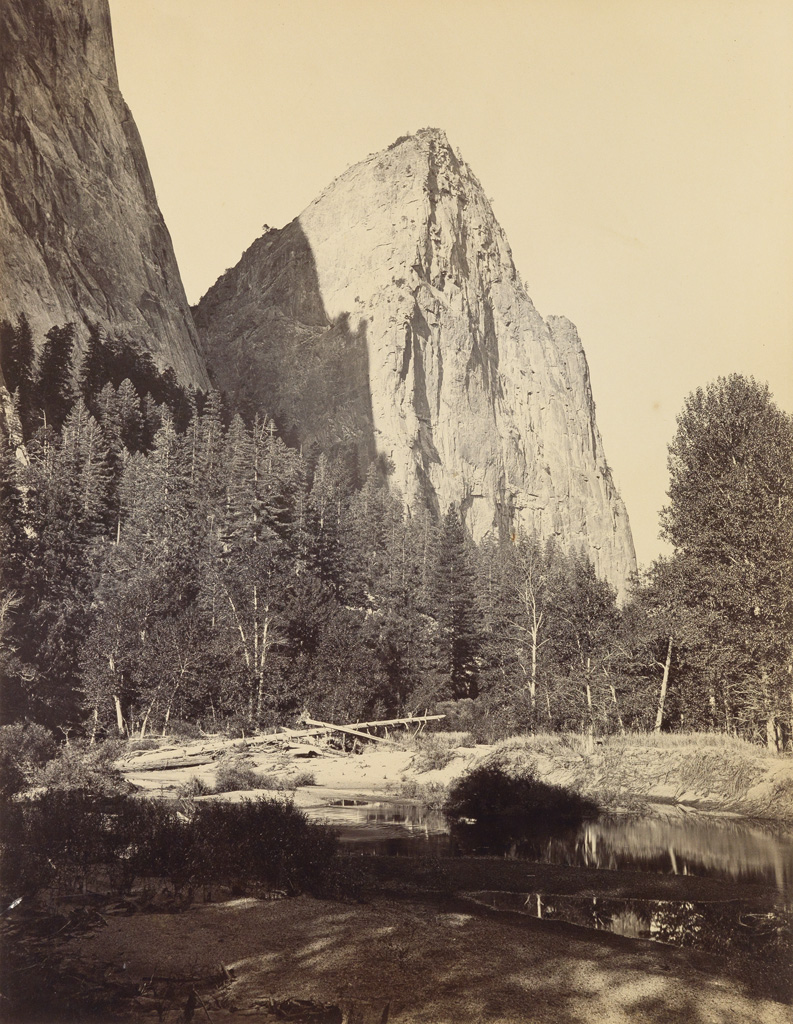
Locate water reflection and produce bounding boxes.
[306,797,793,891]
[464,889,792,964]
[520,816,793,892]
[310,799,449,850]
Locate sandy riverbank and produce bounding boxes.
[119,729,793,821]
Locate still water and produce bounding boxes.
[306,797,793,891]
[305,797,793,969]
[463,890,791,966]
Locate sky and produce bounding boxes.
[109,0,793,570]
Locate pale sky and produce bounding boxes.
[109,0,793,570]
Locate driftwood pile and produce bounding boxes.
[118,714,445,773]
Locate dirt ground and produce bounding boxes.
[65,891,792,1024]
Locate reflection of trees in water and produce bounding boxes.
[535,817,793,890]
[468,890,792,964]
[543,896,791,961]
[330,798,793,892]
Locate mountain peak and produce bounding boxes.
[194,134,636,596]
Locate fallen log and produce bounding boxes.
[120,753,219,772]
[302,718,396,745]
[347,714,446,729]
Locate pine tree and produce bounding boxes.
[59,400,113,535]
[115,379,144,452]
[429,505,481,699]
[35,322,77,430]
[1,314,35,395]
[77,322,108,407]
[1,314,36,432]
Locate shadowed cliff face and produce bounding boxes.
[0,0,209,388]
[195,128,636,596]
[193,220,375,462]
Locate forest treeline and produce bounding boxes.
[1,315,791,748]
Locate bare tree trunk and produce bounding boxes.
[160,685,180,736]
[584,659,594,751]
[766,715,780,753]
[724,687,735,735]
[256,606,270,720]
[610,683,625,734]
[113,694,126,736]
[654,637,673,733]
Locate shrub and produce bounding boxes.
[291,771,316,788]
[213,766,316,794]
[213,756,267,793]
[387,779,448,807]
[444,764,599,835]
[185,798,338,894]
[35,741,128,796]
[412,735,458,773]
[0,723,57,797]
[127,736,161,751]
[1,791,338,900]
[178,775,212,798]
[434,695,534,745]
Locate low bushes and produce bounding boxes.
[213,757,267,793]
[1,789,338,900]
[213,756,316,793]
[36,741,129,796]
[444,763,599,840]
[410,734,458,773]
[0,723,56,798]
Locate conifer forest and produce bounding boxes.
[1,314,792,750]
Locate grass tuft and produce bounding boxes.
[410,734,459,773]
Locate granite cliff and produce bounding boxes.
[194,129,636,595]
[0,0,208,388]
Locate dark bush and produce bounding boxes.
[214,756,267,793]
[1,790,128,895]
[1,790,338,900]
[35,741,128,796]
[217,714,257,739]
[444,764,599,838]
[0,722,56,797]
[186,798,338,894]
[163,718,202,739]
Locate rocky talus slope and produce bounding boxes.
[195,129,635,594]
[0,0,208,387]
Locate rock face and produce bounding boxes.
[0,0,208,388]
[195,129,636,595]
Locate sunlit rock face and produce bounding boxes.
[0,0,208,387]
[195,128,636,596]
